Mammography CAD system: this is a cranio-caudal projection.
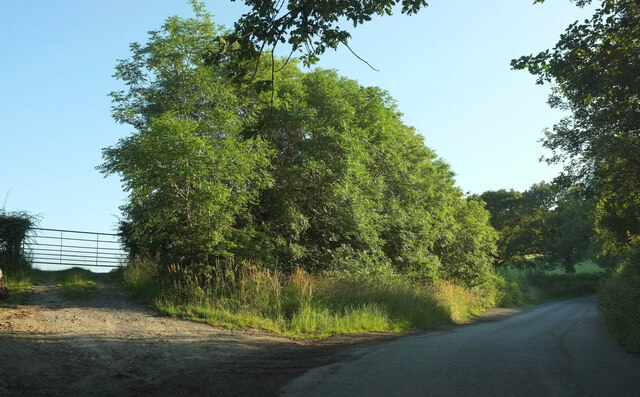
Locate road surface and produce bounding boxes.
[281,296,640,396]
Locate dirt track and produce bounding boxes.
[0,275,398,396]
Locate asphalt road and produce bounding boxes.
[281,296,640,396]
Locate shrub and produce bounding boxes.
[0,210,36,274]
[599,247,640,352]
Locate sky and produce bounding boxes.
[0,0,597,235]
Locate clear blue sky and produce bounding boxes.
[0,0,596,234]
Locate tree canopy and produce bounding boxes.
[477,183,554,266]
[479,182,595,272]
[226,0,428,67]
[544,186,594,273]
[512,0,640,259]
[100,6,497,286]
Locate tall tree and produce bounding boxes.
[544,187,595,273]
[478,182,554,266]
[512,0,640,255]
[103,5,498,286]
[254,67,497,284]
[100,7,273,266]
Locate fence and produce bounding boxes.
[24,228,128,269]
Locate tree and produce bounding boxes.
[103,5,498,286]
[254,67,497,284]
[100,7,273,266]
[544,187,595,273]
[512,0,640,256]
[478,182,554,266]
[226,0,428,67]
[435,198,497,285]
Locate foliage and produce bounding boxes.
[434,198,497,285]
[497,265,603,307]
[254,67,497,284]
[514,1,639,350]
[599,241,640,352]
[100,7,274,266]
[102,7,498,286]
[120,256,604,338]
[2,269,35,304]
[0,209,36,273]
[543,186,595,273]
[118,257,161,303]
[480,181,597,273]
[226,0,428,67]
[477,182,554,266]
[512,0,640,258]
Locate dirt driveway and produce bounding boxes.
[0,275,398,396]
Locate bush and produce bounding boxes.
[600,252,640,352]
[0,210,36,273]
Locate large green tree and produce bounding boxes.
[478,182,554,266]
[480,182,596,272]
[512,0,640,256]
[100,7,274,265]
[544,186,595,273]
[253,67,497,282]
[102,5,498,286]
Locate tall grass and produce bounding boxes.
[122,258,497,338]
[119,257,607,338]
[2,268,36,304]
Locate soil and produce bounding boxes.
[0,274,403,396]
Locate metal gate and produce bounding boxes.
[24,228,127,269]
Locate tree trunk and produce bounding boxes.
[564,259,576,274]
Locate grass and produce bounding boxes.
[1,267,100,303]
[3,255,607,340]
[543,260,606,275]
[497,260,605,307]
[2,268,45,304]
[120,258,499,338]
[55,267,99,298]
[118,257,612,339]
